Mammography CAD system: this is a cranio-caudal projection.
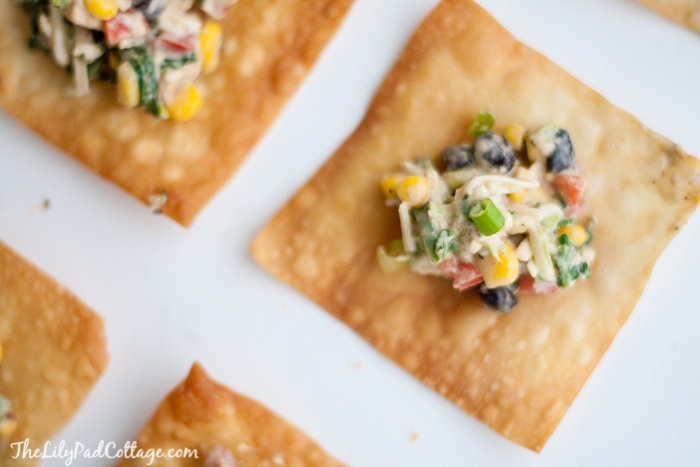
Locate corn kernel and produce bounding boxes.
[200,20,224,74]
[476,242,519,288]
[396,175,430,207]
[508,190,526,202]
[166,85,203,122]
[84,0,118,20]
[503,123,526,151]
[558,224,587,247]
[380,175,402,199]
[116,61,139,108]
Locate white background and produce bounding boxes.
[2,0,700,465]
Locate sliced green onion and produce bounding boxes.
[376,240,410,273]
[468,198,505,236]
[469,110,495,138]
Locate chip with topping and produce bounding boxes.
[0,0,354,226]
[116,363,345,467]
[0,240,109,465]
[251,0,700,451]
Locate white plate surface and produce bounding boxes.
[1,0,699,466]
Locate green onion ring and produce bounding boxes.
[469,198,505,236]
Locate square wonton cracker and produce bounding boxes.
[637,0,700,34]
[251,0,700,452]
[0,240,109,467]
[0,0,353,227]
[117,363,345,467]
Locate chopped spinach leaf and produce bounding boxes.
[554,235,590,288]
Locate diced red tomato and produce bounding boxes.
[438,258,484,291]
[517,274,559,294]
[201,0,236,20]
[104,13,149,48]
[552,172,586,207]
[156,33,197,54]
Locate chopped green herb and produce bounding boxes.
[554,235,590,287]
[435,229,458,260]
[413,204,439,263]
[161,52,197,70]
[121,47,161,117]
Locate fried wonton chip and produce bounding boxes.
[251,0,700,452]
[117,363,345,467]
[0,240,109,467]
[0,0,353,226]
[638,0,700,33]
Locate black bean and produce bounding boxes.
[546,129,575,173]
[477,285,517,312]
[474,131,515,172]
[134,0,167,21]
[442,144,475,171]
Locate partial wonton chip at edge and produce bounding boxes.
[251,0,700,452]
[637,0,700,34]
[0,240,109,467]
[117,363,346,467]
[0,0,354,226]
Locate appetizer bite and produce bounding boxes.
[117,363,345,467]
[378,112,593,312]
[251,0,700,451]
[0,0,354,226]
[0,240,108,466]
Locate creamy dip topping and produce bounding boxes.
[378,112,594,312]
[18,0,236,120]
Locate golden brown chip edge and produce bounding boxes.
[116,362,346,467]
[0,240,109,466]
[0,0,354,226]
[250,0,700,452]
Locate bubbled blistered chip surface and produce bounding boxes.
[0,0,354,226]
[251,0,700,451]
[0,241,108,467]
[116,363,346,467]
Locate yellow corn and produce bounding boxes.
[396,175,430,207]
[116,61,139,108]
[380,175,402,199]
[200,20,224,74]
[558,224,587,247]
[0,340,3,363]
[508,190,526,202]
[166,85,203,122]
[475,242,520,288]
[84,0,119,21]
[503,123,526,151]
